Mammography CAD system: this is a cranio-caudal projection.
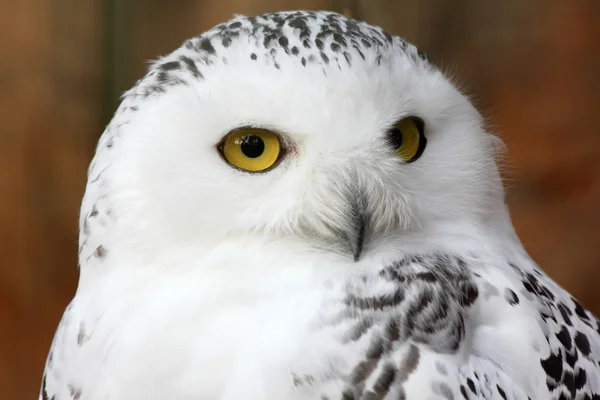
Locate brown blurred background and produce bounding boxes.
[1,0,599,397]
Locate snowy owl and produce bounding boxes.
[40,10,600,400]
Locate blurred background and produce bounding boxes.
[1,0,599,397]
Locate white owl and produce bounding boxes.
[40,11,600,400]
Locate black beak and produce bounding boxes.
[352,218,365,262]
[347,191,368,262]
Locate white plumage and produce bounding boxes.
[41,11,600,400]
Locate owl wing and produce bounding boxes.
[309,253,600,400]
[503,259,600,399]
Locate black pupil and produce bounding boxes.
[240,135,265,158]
[386,128,403,149]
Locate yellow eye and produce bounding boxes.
[220,128,282,172]
[386,117,427,163]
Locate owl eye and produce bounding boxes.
[219,128,282,172]
[385,117,427,163]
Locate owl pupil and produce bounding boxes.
[240,135,265,158]
[386,128,403,149]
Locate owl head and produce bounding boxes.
[82,11,506,266]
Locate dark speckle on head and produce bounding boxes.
[278,36,289,48]
[343,51,352,65]
[156,71,170,84]
[158,60,181,71]
[120,11,431,101]
[315,38,325,50]
[179,55,202,78]
[355,47,365,60]
[199,37,216,54]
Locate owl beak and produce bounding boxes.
[351,216,365,262]
[348,192,368,262]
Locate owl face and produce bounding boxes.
[105,12,504,261]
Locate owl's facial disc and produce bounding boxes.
[212,118,429,261]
